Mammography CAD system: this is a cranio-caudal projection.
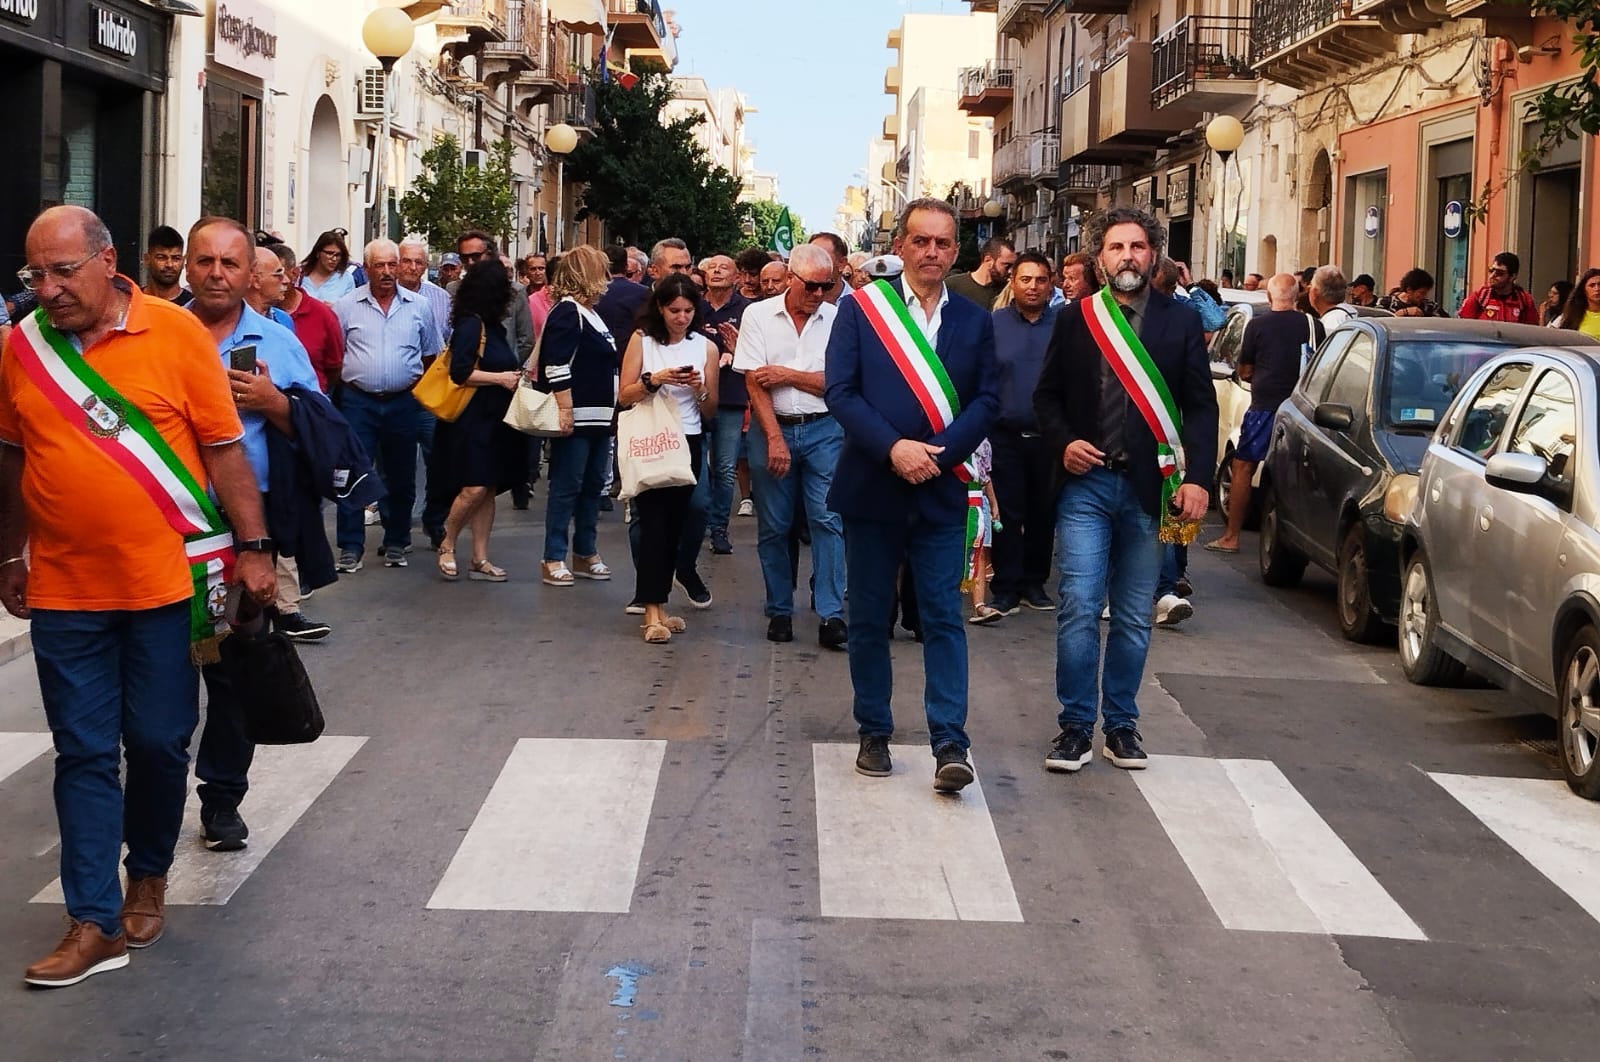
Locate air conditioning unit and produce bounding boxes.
[357,68,386,118]
[463,149,486,170]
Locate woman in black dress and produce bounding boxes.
[435,257,526,582]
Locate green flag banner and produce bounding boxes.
[769,207,794,258]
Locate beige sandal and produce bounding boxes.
[541,561,574,586]
[469,560,508,582]
[437,547,458,580]
[663,615,687,633]
[572,554,612,580]
[643,622,672,643]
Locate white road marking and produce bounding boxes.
[812,743,1022,922]
[0,731,52,785]
[428,738,667,912]
[1431,772,1600,924]
[742,919,804,1061]
[33,736,366,906]
[1135,755,1426,939]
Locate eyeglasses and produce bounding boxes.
[460,251,486,264]
[18,249,104,291]
[796,278,833,294]
[1488,266,1511,276]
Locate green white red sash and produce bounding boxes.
[854,279,984,582]
[11,308,235,661]
[1082,286,1185,514]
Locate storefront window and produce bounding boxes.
[1437,171,1470,314]
[202,79,261,226]
[1344,170,1387,293]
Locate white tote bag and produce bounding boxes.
[616,393,696,499]
[502,374,564,436]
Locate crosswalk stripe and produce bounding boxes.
[427,737,667,913]
[1431,772,1600,924]
[0,732,52,786]
[812,743,1022,922]
[1135,756,1427,939]
[32,736,367,906]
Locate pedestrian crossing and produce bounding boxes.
[6,735,1600,945]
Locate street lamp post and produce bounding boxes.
[1205,115,1245,282]
[362,7,415,243]
[544,123,578,253]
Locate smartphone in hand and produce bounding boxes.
[230,344,258,373]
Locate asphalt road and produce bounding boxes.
[1,506,1597,1061]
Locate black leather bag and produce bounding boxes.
[216,624,325,745]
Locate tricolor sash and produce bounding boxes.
[1082,287,1185,520]
[11,308,235,662]
[854,280,985,583]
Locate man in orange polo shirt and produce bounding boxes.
[0,205,275,989]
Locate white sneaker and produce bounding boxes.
[1155,593,1193,627]
[363,506,379,526]
[1100,603,1111,621]
[737,498,755,517]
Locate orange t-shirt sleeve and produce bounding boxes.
[165,311,245,446]
[0,331,22,445]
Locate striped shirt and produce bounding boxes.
[411,279,453,345]
[332,284,443,394]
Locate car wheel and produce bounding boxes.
[1336,524,1390,644]
[1214,444,1234,515]
[1558,626,1600,800]
[1258,484,1306,588]
[1398,551,1466,686]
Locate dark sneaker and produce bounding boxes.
[599,496,614,512]
[383,547,407,568]
[1022,586,1055,611]
[625,600,646,616]
[428,529,446,551]
[335,551,363,573]
[1175,575,1193,598]
[767,616,794,643]
[933,743,976,793]
[855,735,892,777]
[1102,728,1149,770]
[818,617,848,650]
[990,595,1021,617]
[1044,727,1095,772]
[23,920,128,988]
[275,612,332,642]
[709,528,733,555]
[676,570,713,609]
[201,804,249,852]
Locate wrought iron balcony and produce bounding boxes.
[994,132,1060,187]
[1251,0,1391,90]
[437,0,509,44]
[555,84,597,129]
[957,61,1018,117]
[606,0,676,68]
[483,1,542,85]
[1151,16,1258,111]
[1056,163,1118,204]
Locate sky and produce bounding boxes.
[670,0,971,237]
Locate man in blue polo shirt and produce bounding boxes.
[988,251,1060,616]
[185,217,322,854]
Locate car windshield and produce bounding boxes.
[1383,340,1516,431]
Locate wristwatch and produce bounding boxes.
[642,371,661,394]
[235,538,275,554]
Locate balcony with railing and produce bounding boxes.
[436,0,509,48]
[997,0,1049,39]
[1151,16,1258,111]
[555,83,597,129]
[1056,163,1118,203]
[606,0,677,69]
[1097,41,1200,147]
[993,132,1060,187]
[483,0,541,84]
[1251,0,1390,90]
[1350,0,1537,34]
[510,4,576,117]
[957,61,1017,117]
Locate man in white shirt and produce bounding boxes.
[735,244,846,649]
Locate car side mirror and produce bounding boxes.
[1313,403,1354,432]
[1485,450,1571,506]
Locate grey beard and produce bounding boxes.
[1110,269,1147,293]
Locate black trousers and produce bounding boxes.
[196,660,254,813]
[989,429,1058,599]
[633,434,703,605]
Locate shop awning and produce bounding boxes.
[548,0,606,35]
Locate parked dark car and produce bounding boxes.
[1257,318,1591,642]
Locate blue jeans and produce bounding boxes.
[416,409,448,537]
[628,439,709,580]
[748,417,845,620]
[337,388,421,556]
[707,407,745,531]
[843,515,969,751]
[544,433,612,562]
[1156,544,1188,599]
[1054,468,1164,733]
[31,602,198,934]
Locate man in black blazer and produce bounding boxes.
[825,198,999,792]
[1033,206,1217,773]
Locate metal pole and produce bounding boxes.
[555,157,565,253]
[372,67,393,242]
[1217,154,1229,281]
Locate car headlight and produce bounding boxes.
[1384,473,1419,524]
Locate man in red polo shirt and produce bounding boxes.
[271,243,343,392]
[1458,251,1540,323]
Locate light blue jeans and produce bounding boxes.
[707,407,746,531]
[1054,468,1164,733]
[747,416,845,620]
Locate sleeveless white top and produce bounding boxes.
[640,333,705,434]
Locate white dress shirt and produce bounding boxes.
[733,295,837,416]
[904,284,950,349]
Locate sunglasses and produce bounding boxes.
[461,252,486,264]
[796,278,832,294]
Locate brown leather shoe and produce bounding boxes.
[120,875,167,949]
[24,920,128,988]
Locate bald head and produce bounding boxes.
[759,260,789,298]
[23,205,120,336]
[249,245,289,312]
[1266,272,1299,310]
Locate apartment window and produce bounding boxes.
[1149,13,1160,40]
[202,78,262,227]
[968,129,981,159]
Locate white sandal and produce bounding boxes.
[541,561,575,587]
[573,554,612,580]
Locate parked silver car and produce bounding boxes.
[1399,343,1600,798]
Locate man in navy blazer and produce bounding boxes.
[1033,206,1217,774]
[824,198,999,792]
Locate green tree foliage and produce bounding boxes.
[1528,2,1600,166]
[399,135,517,250]
[742,199,807,252]
[566,70,748,253]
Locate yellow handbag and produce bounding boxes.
[412,318,485,422]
